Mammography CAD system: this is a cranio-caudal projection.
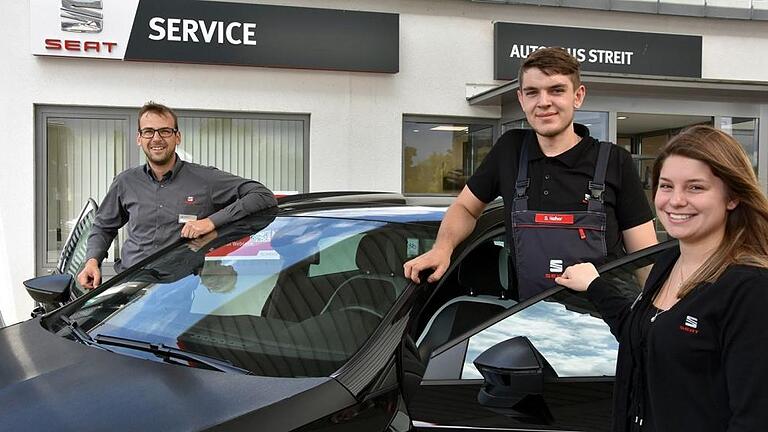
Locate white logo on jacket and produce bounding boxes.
[684,315,698,329]
[549,259,563,273]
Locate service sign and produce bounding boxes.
[30,0,399,73]
[494,23,702,80]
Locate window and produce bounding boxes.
[40,113,131,269]
[178,116,306,193]
[36,106,309,275]
[309,234,364,277]
[502,111,609,141]
[403,117,496,194]
[462,289,619,379]
[64,215,437,377]
[456,242,658,379]
[720,117,759,173]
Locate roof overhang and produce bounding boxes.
[468,72,768,106]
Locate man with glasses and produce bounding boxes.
[77,101,277,289]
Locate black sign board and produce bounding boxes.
[125,0,399,73]
[494,23,701,80]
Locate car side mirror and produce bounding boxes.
[474,336,544,409]
[24,274,73,304]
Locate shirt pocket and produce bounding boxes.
[178,193,213,218]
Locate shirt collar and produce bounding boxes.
[527,123,593,168]
[143,153,184,182]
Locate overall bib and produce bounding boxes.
[511,140,612,300]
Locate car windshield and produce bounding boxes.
[62,215,437,377]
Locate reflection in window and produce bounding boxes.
[462,293,618,379]
[403,120,494,194]
[460,246,657,380]
[71,216,438,377]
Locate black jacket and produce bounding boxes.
[588,246,768,431]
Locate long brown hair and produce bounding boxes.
[652,125,768,297]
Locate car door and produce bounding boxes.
[408,240,676,431]
[53,198,98,301]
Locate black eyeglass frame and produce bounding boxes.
[138,127,179,139]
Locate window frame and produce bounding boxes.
[421,239,678,382]
[35,105,310,276]
[401,115,500,196]
[35,106,137,277]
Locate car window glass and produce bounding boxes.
[461,246,663,379]
[308,234,363,277]
[61,215,437,378]
[58,199,98,296]
[416,234,516,362]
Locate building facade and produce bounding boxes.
[2,0,768,324]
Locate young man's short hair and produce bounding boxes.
[138,101,178,130]
[518,47,582,89]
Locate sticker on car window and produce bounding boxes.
[407,238,420,257]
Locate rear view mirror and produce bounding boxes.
[24,274,73,304]
[474,336,553,423]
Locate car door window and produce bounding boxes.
[460,244,661,379]
[415,235,516,360]
[463,289,618,378]
[57,198,98,297]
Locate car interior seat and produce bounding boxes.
[321,230,410,318]
[416,242,516,361]
[260,252,325,322]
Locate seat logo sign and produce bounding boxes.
[61,0,103,33]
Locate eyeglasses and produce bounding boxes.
[139,127,178,139]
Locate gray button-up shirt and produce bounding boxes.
[86,156,277,271]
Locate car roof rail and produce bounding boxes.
[277,191,390,205]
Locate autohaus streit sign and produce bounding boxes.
[31,0,400,73]
[494,23,702,80]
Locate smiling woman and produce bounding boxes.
[557,125,768,432]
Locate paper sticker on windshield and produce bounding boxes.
[407,238,419,257]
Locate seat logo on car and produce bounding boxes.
[61,0,103,33]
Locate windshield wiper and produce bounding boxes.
[94,334,253,375]
[59,315,113,352]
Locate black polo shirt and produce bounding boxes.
[467,123,653,262]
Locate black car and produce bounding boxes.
[1,192,673,431]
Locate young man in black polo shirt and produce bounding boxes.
[404,47,656,298]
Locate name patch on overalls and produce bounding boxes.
[534,213,574,224]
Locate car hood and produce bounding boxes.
[0,318,356,431]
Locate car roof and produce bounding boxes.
[275,191,503,224]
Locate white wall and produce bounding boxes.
[2,0,768,323]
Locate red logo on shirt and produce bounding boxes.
[186,196,195,204]
[535,213,574,224]
[679,325,699,335]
